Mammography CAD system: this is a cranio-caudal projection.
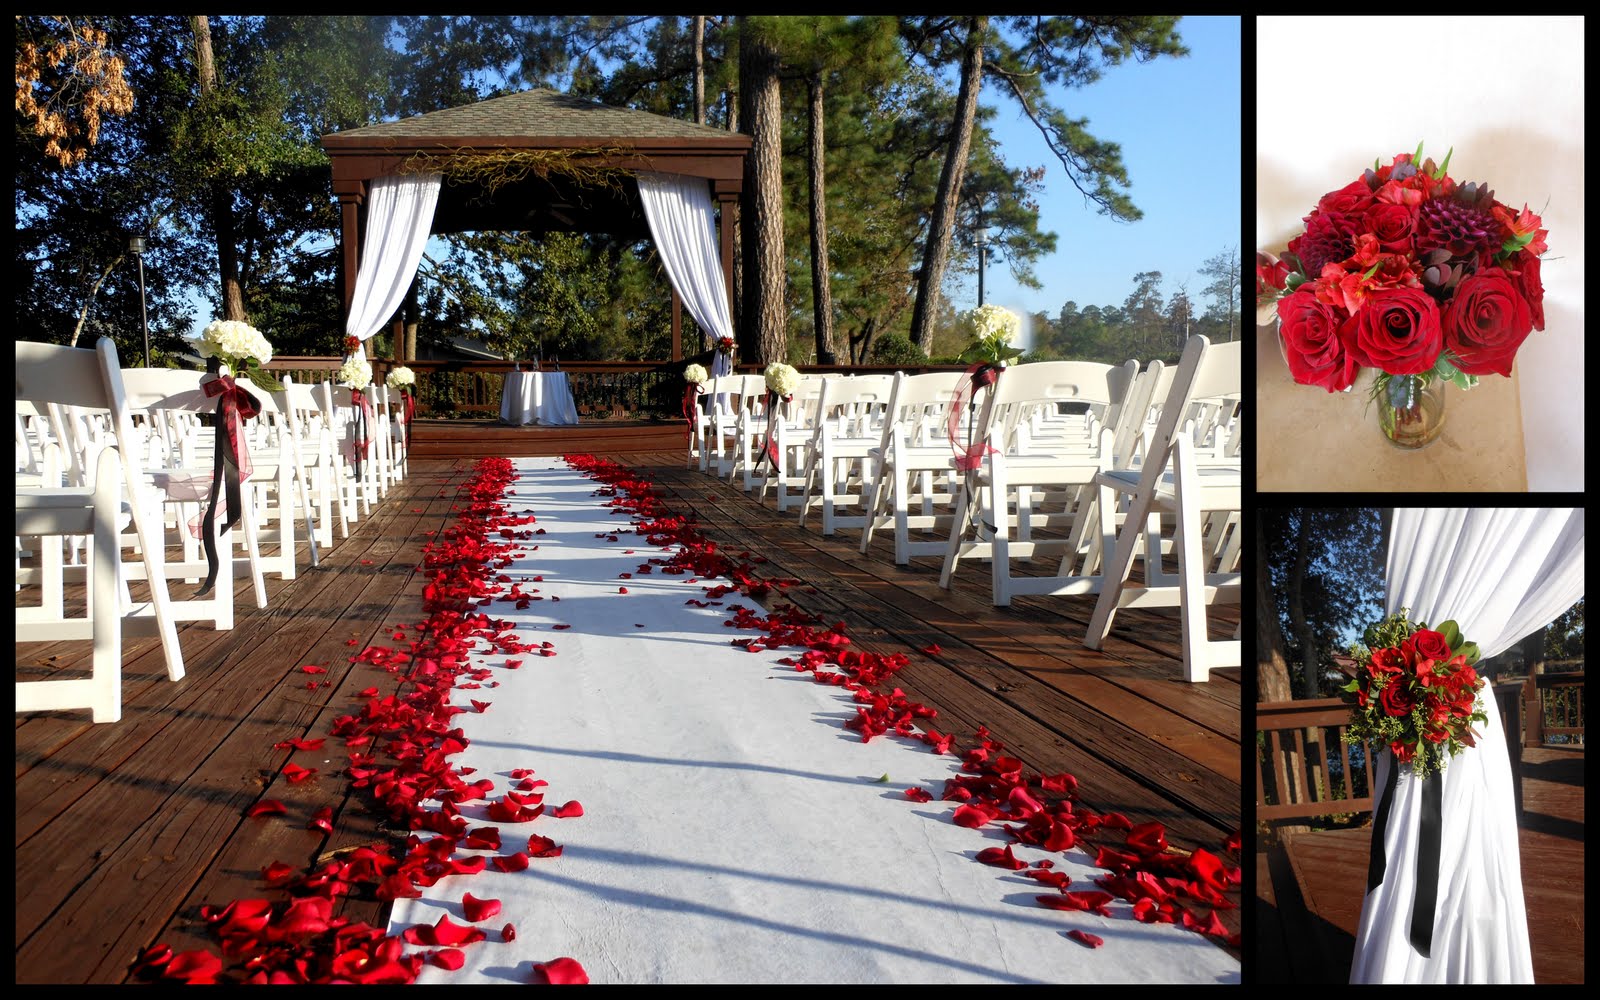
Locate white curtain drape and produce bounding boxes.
[344,173,442,359]
[1352,507,1584,984]
[636,171,735,378]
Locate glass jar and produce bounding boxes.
[1377,374,1446,449]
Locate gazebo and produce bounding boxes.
[321,88,751,362]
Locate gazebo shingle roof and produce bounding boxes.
[329,87,742,144]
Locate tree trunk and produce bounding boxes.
[807,73,837,366]
[692,16,706,126]
[908,16,986,356]
[1285,511,1327,801]
[726,79,742,346]
[1258,513,1307,810]
[192,16,246,322]
[738,19,786,365]
[403,279,419,362]
[1256,515,1294,704]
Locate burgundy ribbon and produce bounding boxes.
[682,383,705,449]
[196,373,260,596]
[756,390,791,471]
[350,387,375,480]
[402,391,415,450]
[947,362,1003,471]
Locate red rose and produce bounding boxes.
[1317,179,1378,218]
[1379,679,1415,718]
[1508,250,1545,331]
[1442,268,1533,377]
[1342,286,1443,375]
[1276,290,1359,392]
[1411,629,1452,662]
[1424,728,1450,744]
[1257,251,1290,297]
[1391,739,1415,764]
[1363,202,1418,254]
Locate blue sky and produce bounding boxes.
[970,15,1241,343]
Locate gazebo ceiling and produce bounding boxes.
[322,88,750,239]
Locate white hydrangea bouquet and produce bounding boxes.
[385,365,416,391]
[339,356,373,391]
[196,319,282,391]
[683,363,709,385]
[959,303,1024,367]
[764,361,800,398]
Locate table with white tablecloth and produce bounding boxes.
[499,370,579,426]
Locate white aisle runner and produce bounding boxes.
[388,458,1239,984]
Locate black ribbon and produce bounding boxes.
[1366,751,1443,957]
[196,367,259,597]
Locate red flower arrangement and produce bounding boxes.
[1341,609,1489,779]
[1259,144,1548,395]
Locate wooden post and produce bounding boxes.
[671,289,683,361]
[334,187,364,331]
[1523,674,1542,749]
[717,191,736,334]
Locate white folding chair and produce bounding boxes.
[794,373,895,532]
[725,375,774,491]
[16,447,125,722]
[15,338,186,681]
[279,376,348,546]
[937,361,1132,602]
[119,368,270,609]
[1083,336,1242,682]
[857,371,968,565]
[756,373,827,506]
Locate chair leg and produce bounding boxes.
[989,458,1012,607]
[1084,481,1155,651]
[938,480,975,589]
[1172,441,1209,682]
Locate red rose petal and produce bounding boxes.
[527,834,564,858]
[308,806,334,833]
[462,892,502,922]
[952,803,993,828]
[976,845,1028,871]
[502,923,517,942]
[429,948,466,971]
[904,787,933,803]
[1066,929,1104,949]
[491,851,531,873]
[246,799,287,818]
[549,800,584,818]
[533,957,589,985]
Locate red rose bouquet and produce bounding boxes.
[1259,143,1548,406]
[1341,609,1489,780]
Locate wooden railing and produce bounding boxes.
[1523,671,1585,747]
[1259,679,1562,826]
[1256,698,1377,822]
[262,358,968,421]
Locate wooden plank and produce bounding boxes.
[14,468,466,982]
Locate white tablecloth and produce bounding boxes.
[499,371,579,426]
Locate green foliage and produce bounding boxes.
[868,330,925,367]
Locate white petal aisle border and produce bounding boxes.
[386,457,1240,985]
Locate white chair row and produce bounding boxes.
[691,338,1242,683]
[14,339,414,724]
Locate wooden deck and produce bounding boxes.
[1255,745,1584,984]
[15,452,1240,984]
[407,417,684,459]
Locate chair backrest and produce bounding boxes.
[1141,336,1241,484]
[975,361,1118,454]
[880,370,966,449]
[15,339,139,488]
[814,374,895,437]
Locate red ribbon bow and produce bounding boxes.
[202,374,258,480]
[681,383,704,448]
[947,362,1002,472]
[350,387,375,460]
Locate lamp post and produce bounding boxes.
[975,203,990,308]
[129,234,149,367]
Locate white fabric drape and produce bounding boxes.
[1351,507,1584,984]
[344,173,442,359]
[636,171,735,378]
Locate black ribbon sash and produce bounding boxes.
[196,371,260,597]
[1366,751,1443,957]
